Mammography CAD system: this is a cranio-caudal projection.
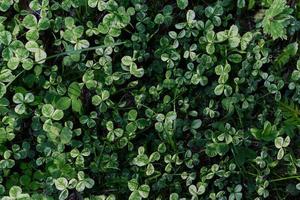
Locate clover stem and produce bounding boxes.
[42,41,125,62]
[246,172,258,177]
[269,175,300,183]
[6,42,125,87]
[167,132,176,151]
[6,70,25,88]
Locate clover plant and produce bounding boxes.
[0,0,299,199]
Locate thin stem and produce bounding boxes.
[41,41,125,62]
[257,92,272,101]
[6,70,25,87]
[269,175,300,183]
[246,172,258,177]
[7,42,125,87]
[149,27,160,40]
[139,103,158,114]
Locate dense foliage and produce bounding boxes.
[0,0,300,199]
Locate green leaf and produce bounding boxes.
[23,14,38,29]
[215,65,223,75]
[277,148,284,160]
[274,42,298,69]
[114,128,125,138]
[9,186,22,198]
[25,41,39,53]
[121,56,133,66]
[279,100,300,126]
[0,69,15,82]
[0,83,8,99]
[206,31,215,43]
[296,183,300,190]
[77,171,85,181]
[206,143,229,157]
[133,154,149,166]
[228,54,242,63]
[170,193,179,200]
[206,43,215,55]
[275,137,284,148]
[20,175,31,186]
[52,109,64,121]
[216,31,228,42]
[88,0,98,8]
[177,0,188,10]
[0,31,12,45]
[38,17,50,30]
[188,185,198,196]
[35,48,47,64]
[68,82,81,98]
[191,119,202,129]
[154,14,165,24]
[237,0,245,8]
[64,17,75,29]
[228,37,240,48]
[126,122,137,133]
[283,136,290,147]
[26,28,39,41]
[149,152,160,162]
[205,6,214,17]
[71,98,82,113]
[13,93,24,104]
[263,20,286,40]
[7,57,20,70]
[98,23,109,34]
[42,104,54,118]
[197,184,206,195]
[128,109,138,121]
[128,179,139,191]
[214,84,224,96]
[240,32,253,50]
[130,63,144,78]
[59,189,69,200]
[0,0,13,12]
[106,131,115,142]
[146,163,155,176]
[250,121,278,141]
[0,98,9,107]
[186,10,195,23]
[60,127,72,144]
[75,39,90,50]
[55,178,68,190]
[131,68,144,78]
[15,104,26,114]
[138,184,150,198]
[248,0,255,9]
[85,178,95,189]
[22,59,33,70]
[76,181,85,192]
[24,93,34,103]
[101,90,110,100]
[15,48,28,58]
[262,0,290,40]
[129,191,142,200]
[106,121,114,131]
[92,95,102,106]
[56,97,71,110]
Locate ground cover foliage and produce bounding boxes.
[0,0,300,199]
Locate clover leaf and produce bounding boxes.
[128,179,150,200]
[42,104,64,120]
[177,0,188,10]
